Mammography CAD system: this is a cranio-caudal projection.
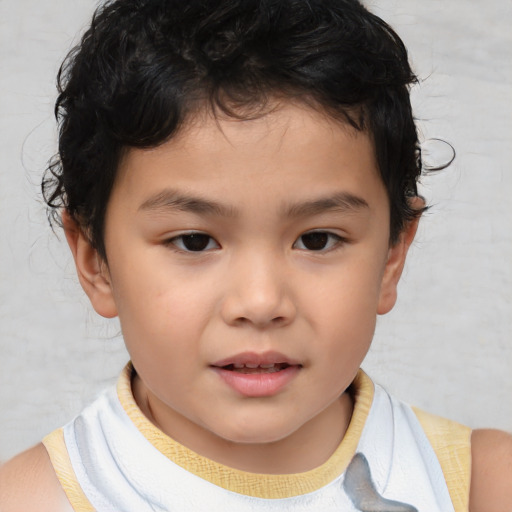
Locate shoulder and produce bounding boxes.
[0,443,73,512]
[470,428,512,512]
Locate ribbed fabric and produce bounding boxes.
[413,407,472,512]
[42,428,95,511]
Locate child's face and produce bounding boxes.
[69,102,415,458]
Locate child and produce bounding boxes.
[1,0,511,510]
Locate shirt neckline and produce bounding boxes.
[116,363,374,499]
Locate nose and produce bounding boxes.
[220,250,296,329]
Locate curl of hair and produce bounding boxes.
[43,0,428,258]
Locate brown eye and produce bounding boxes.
[169,233,219,252]
[294,231,343,251]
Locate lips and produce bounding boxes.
[211,352,301,397]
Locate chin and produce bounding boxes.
[213,421,299,446]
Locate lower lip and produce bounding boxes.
[213,366,300,397]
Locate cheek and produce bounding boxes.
[306,263,384,356]
[111,252,202,314]
[111,267,219,357]
[311,259,384,321]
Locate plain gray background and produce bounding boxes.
[0,0,511,462]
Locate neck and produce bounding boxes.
[132,374,354,474]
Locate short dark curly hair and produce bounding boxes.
[43,0,424,259]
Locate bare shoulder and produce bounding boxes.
[0,443,73,512]
[470,428,512,512]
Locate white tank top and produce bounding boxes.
[43,365,471,512]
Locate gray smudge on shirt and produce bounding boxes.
[343,453,418,512]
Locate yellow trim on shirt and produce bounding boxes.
[42,428,95,512]
[117,363,374,499]
[413,407,472,512]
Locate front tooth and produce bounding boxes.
[245,363,259,369]
[233,363,245,369]
[259,363,275,369]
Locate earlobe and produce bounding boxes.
[62,211,118,319]
[377,197,424,315]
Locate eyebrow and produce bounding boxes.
[139,189,237,217]
[283,192,369,218]
[139,189,369,218]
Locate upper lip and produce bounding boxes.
[211,351,301,368]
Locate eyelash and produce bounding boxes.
[165,230,345,253]
[293,231,345,252]
[165,233,220,252]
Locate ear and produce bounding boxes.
[62,210,118,318]
[377,197,424,315]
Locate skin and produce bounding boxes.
[73,103,408,471]
[1,102,511,510]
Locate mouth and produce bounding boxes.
[211,351,301,373]
[211,352,302,397]
[219,362,292,374]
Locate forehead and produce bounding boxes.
[112,102,386,218]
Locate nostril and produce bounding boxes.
[221,292,296,328]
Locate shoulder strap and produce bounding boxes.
[413,407,471,512]
[42,428,95,512]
